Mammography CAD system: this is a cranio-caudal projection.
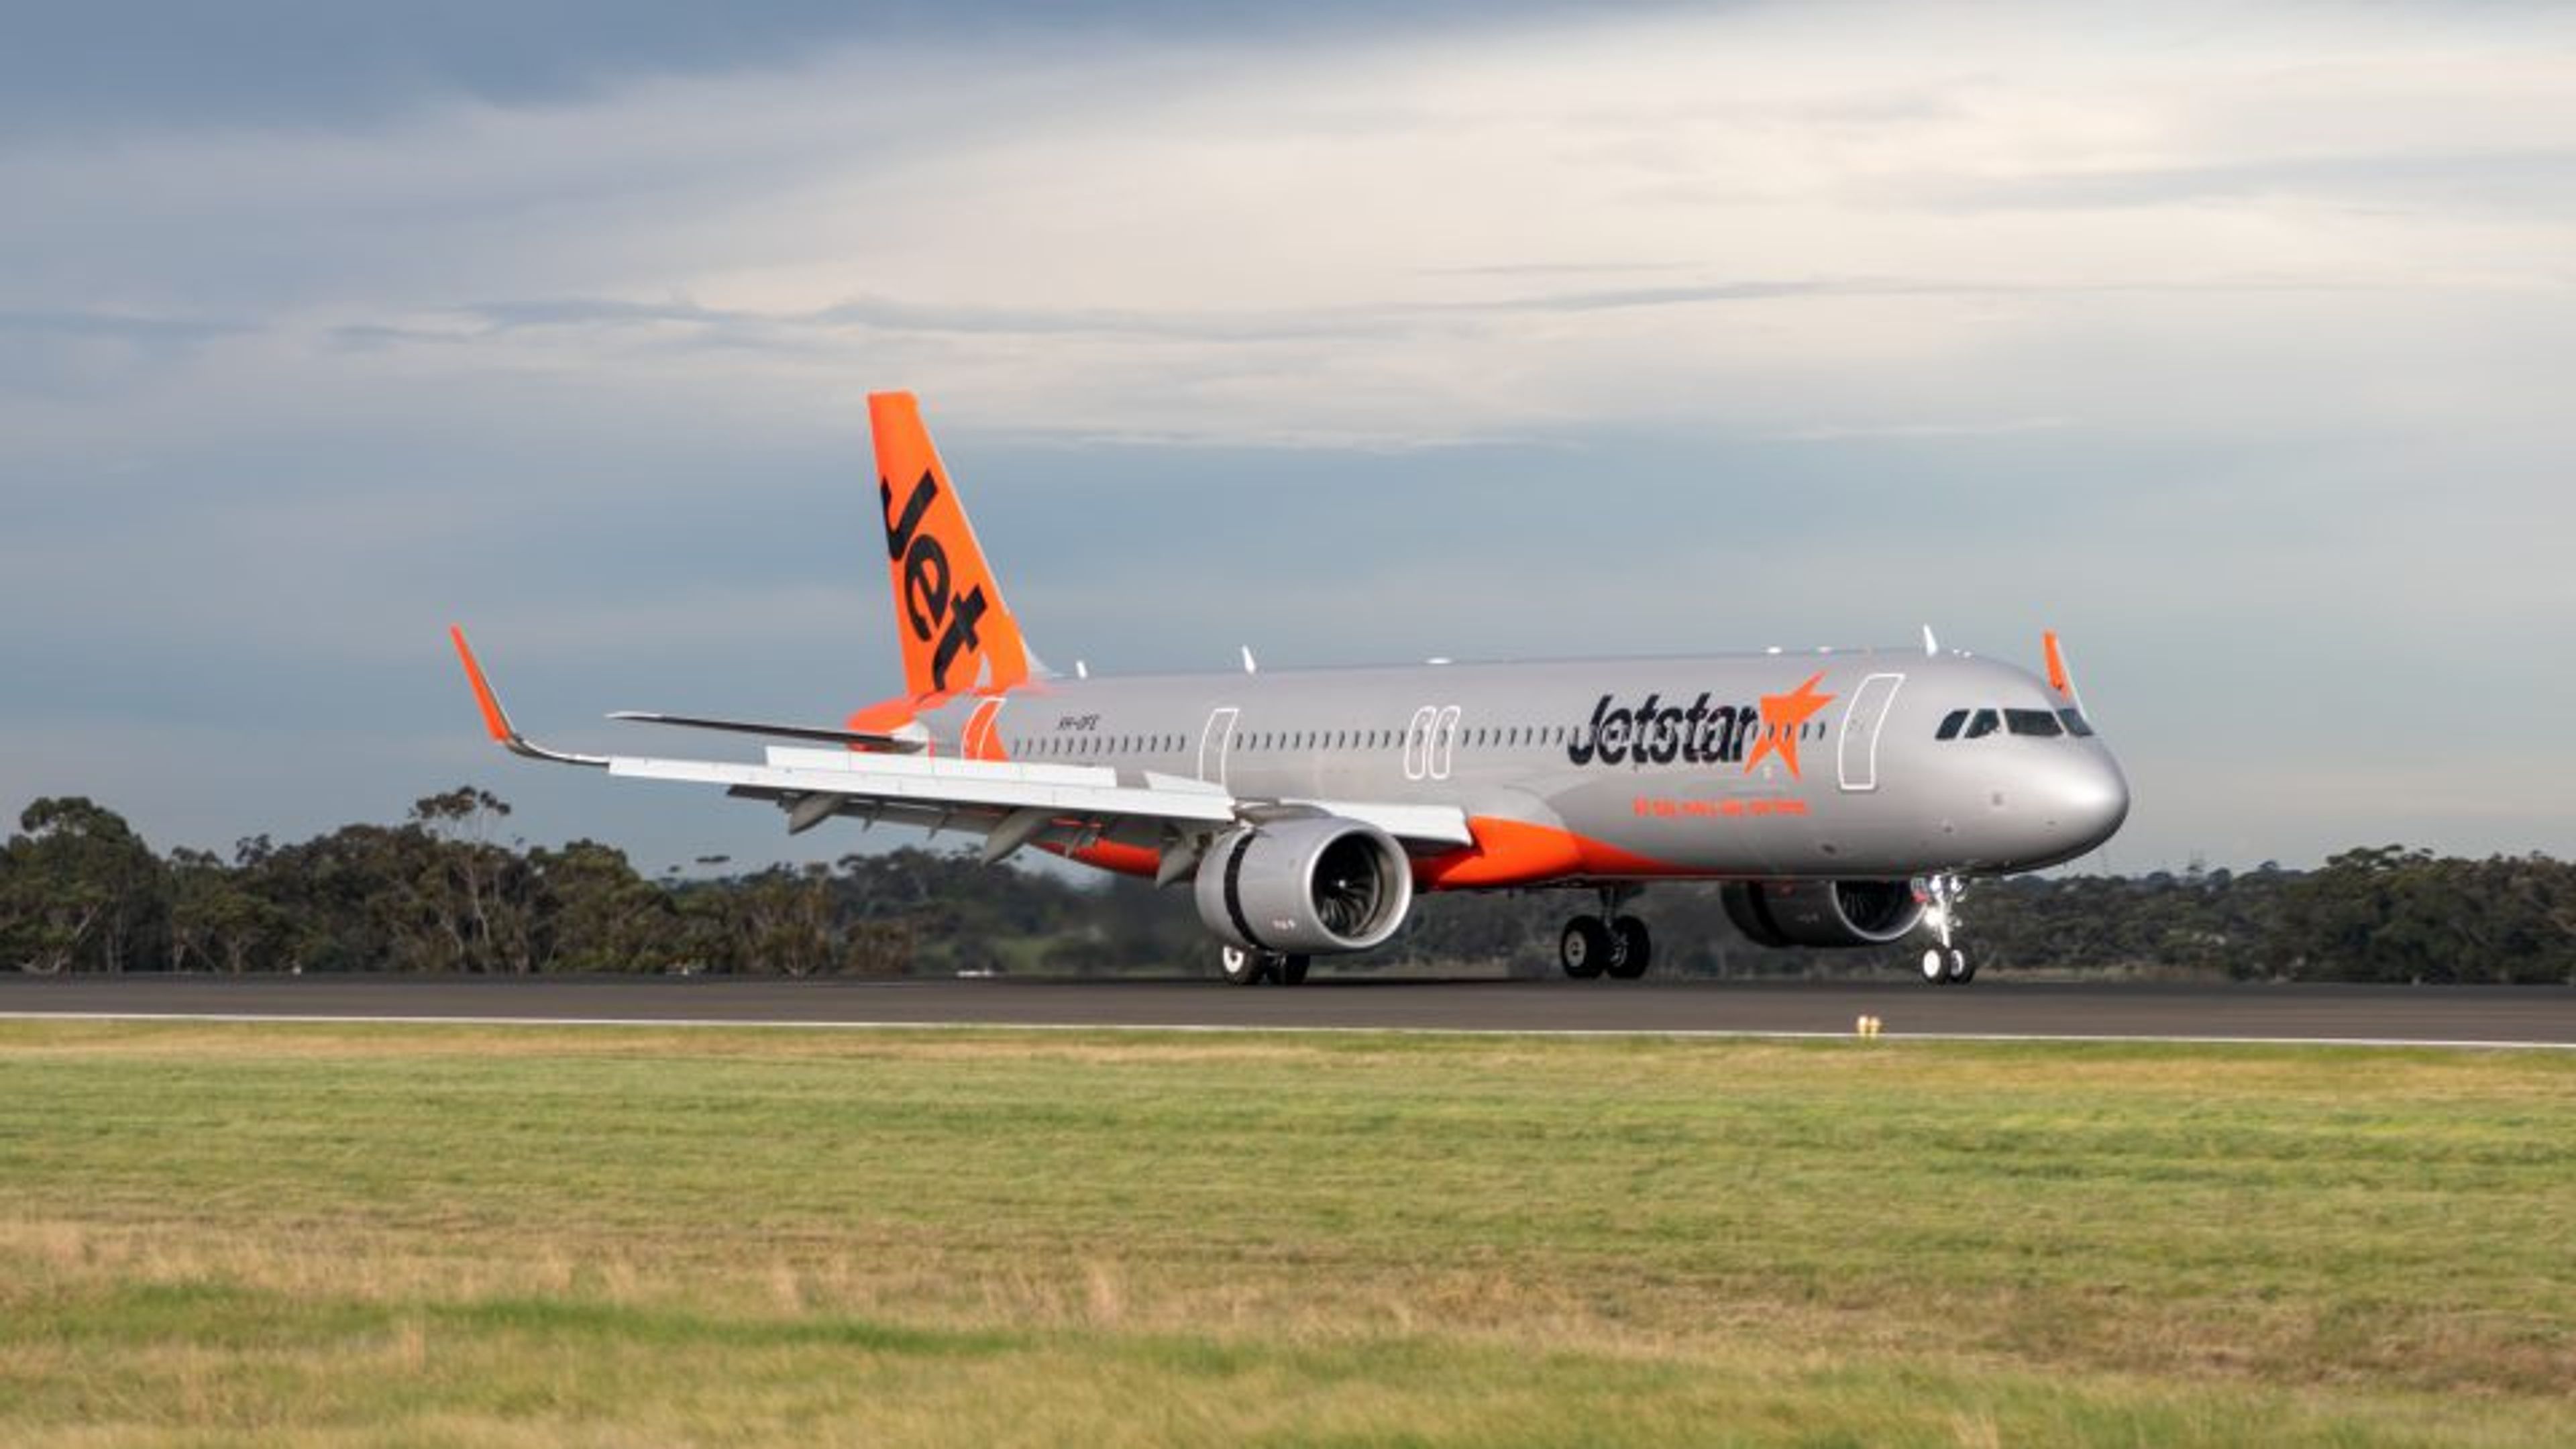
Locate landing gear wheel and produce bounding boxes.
[1921,948,1947,985]
[1560,916,1611,979]
[1606,916,1652,979]
[1946,949,1974,985]
[1277,955,1311,986]
[1220,945,1270,986]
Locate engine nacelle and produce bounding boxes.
[1721,879,1924,949]
[1193,817,1415,955]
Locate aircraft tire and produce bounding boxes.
[1947,950,1974,985]
[1221,945,1267,986]
[1920,949,1947,985]
[1560,916,1611,979]
[1606,916,1652,979]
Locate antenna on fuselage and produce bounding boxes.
[1075,660,1089,680]
[1922,625,1939,657]
[1240,646,1258,675]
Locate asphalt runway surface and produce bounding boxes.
[4,975,2572,1046]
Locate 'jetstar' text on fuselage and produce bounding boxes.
[1566,692,1757,768]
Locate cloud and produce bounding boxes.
[1764,417,2074,443]
[1929,148,2576,215]
[0,1,1690,136]
[3,1,2573,870]
[0,309,260,398]
[0,310,253,342]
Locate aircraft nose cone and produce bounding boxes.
[2051,751,2131,851]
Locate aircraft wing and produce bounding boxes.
[619,745,1236,857]
[449,627,1468,866]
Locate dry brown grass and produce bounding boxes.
[1,1022,2569,1445]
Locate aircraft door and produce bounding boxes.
[961,698,1008,761]
[1198,707,1240,788]
[1432,705,1461,780]
[1837,673,1904,792]
[1401,705,1461,782]
[1402,706,1435,781]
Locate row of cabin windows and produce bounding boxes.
[1003,718,1832,759]
[1012,734,1185,758]
[1935,706,2096,742]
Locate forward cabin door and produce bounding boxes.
[1197,707,1240,789]
[1836,673,1904,792]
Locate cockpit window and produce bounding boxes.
[2004,708,2064,738]
[1942,706,2092,742]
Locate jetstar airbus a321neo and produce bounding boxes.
[451,392,2129,985]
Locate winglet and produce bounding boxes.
[450,625,515,743]
[447,626,608,767]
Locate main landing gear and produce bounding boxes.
[1220,944,1311,987]
[1917,873,1976,985]
[1560,888,1651,981]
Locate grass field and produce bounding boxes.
[1,1021,2569,1446]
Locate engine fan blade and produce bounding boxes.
[1317,871,1379,934]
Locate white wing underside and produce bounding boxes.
[610,745,1472,863]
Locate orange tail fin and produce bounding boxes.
[868,392,1035,699]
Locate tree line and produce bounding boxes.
[4,792,2570,981]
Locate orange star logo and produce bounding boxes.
[1743,672,1836,780]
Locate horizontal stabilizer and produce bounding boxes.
[607,710,925,753]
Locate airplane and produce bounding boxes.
[451,391,2129,986]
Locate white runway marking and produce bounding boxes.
[3,1009,2567,1051]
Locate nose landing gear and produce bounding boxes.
[1560,888,1652,981]
[1917,874,1976,985]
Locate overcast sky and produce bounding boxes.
[5,0,2572,875]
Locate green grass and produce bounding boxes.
[1,1021,2570,1446]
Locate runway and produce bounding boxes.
[3,975,2572,1046]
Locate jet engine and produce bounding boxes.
[1721,879,1924,949]
[1193,817,1414,955]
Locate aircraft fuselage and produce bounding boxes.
[914,648,2128,888]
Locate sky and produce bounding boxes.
[5,0,2573,877]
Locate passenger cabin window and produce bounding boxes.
[2004,709,2063,738]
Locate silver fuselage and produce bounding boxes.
[914,647,2128,887]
